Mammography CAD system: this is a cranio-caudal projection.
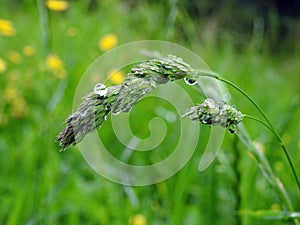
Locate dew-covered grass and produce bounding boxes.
[1,1,300,225]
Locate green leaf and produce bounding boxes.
[240,210,300,220]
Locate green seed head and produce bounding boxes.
[183,98,243,133]
[56,55,194,150]
[56,84,120,150]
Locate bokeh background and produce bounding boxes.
[1,0,300,224]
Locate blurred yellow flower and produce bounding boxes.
[8,50,22,64]
[46,0,69,11]
[109,69,124,84]
[0,58,7,73]
[0,18,15,37]
[23,45,36,56]
[98,33,118,51]
[46,53,63,71]
[129,214,148,225]
[11,97,28,118]
[4,85,18,101]
[46,53,67,79]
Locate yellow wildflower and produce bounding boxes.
[46,53,67,79]
[23,45,36,56]
[8,50,22,64]
[129,214,148,225]
[45,0,69,11]
[0,58,7,73]
[4,85,18,101]
[98,33,118,51]
[0,18,15,37]
[46,53,63,71]
[108,69,124,84]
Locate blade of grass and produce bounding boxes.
[36,0,50,55]
[237,124,299,225]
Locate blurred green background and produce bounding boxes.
[1,0,300,224]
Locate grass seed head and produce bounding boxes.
[183,98,243,133]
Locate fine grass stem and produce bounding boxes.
[237,125,299,225]
[192,71,300,192]
[278,96,300,136]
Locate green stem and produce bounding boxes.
[196,71,275,130]
[243,115,300,225]
[193,71,300,192]
[243,114,281,143]
[243,114,300,192]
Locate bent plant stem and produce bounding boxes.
[193,71,300,192]
[243,114,299,225]
[243,115,295,207]
[238,127,299,225]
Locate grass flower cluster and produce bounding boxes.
[57,55,245,149]
[56,54,300,224]
[56,84,120,149]
[56,55,192,149]
[183,98,243,133]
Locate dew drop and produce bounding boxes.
[184,77,197,85]
[111,111,121,115]
[94,83,107,96]
[228,126,237,134]
[204,98,216,108]
[105,103,111,111]
[161,64,168,70]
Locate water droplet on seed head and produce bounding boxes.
[184,77,197,85]
[94,83,107,96]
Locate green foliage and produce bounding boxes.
[0,1,300,225]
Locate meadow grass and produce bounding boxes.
[1,1,300,225]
